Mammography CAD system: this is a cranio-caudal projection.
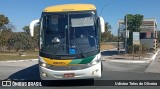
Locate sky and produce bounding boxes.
[0,0,160,35]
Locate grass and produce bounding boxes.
[0,44,115,61]
[0,51,38,61]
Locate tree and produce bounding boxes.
[124,14,143,46]
[23,25,39,51]
[0,14,19,52]
[0,29,13,51]
[23,25,30,35]
[8,32,31,51]
[101,22,118,42]
[0,14,40,52]
[101,22,112,42]
[0,14,9,30]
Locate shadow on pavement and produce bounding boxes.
[4,64,94,86]
[101,50,124,56]
[6,64,40,80]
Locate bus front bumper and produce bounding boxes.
[39,62,101,80]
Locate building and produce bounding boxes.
[118,18,157,52]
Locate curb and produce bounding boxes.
[104,49,160,63]
[100,48,118,52]
[0,59,38,63]
[152,49,160,61]
[109,59,150,63]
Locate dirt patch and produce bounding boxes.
[100,44,115,51]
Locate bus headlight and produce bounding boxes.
[92,60,99,65]
[39,62,47,67]
[39,57,52,68]
[39,61,52,68]
[41,63,47,67]
[39,57,47,67]
[88,58,101,66]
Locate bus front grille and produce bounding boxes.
[46,65,90,70]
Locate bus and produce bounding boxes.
[29,4,105,80]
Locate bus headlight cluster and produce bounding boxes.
[39,61,52,68]
[39,62,47,67]
[92,60,99,65]
[41,63,47,67]
[39,57,49,67]
[88,58,101,66]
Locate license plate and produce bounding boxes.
[64,73,75,78]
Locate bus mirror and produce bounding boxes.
[98,17,105,33]
[29,19,39,37]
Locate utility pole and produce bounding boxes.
[118,24,120,54]
[125,14,127,56]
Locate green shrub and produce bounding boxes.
[127,44,147,54]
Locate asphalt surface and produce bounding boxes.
[0,50,160,89]
[145,50,160,73]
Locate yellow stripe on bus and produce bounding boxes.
[43,58,72,66]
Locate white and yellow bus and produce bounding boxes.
[29,4,105,80]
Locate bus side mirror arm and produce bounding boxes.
[29,19,40,37]
[98,17,105,33]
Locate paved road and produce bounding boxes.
[0,60,154,80]
[1,49,160,89]
[145,50,160,73]
[0,60,160,89]
[0,60,39,80]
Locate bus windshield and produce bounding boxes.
[40,11,99,57]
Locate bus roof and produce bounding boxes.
[43,4,96,12]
